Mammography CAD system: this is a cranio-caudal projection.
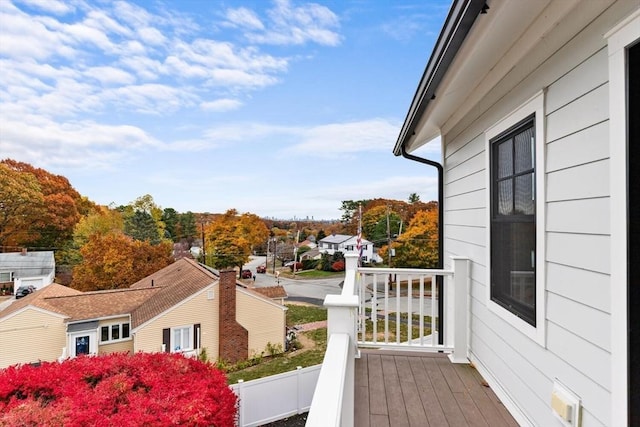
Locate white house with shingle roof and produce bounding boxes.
[317,234,375,263]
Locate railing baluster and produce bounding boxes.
[395,274,400,344]
[431,274,437,347]
[384,274,389,344]
[419,275,424,346]
[407,275,412,345]
[372,273,378,345]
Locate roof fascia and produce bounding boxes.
[393,0,487,155]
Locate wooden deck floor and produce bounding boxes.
[355,350,519,427]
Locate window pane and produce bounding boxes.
[491,221,536,324]
[122,323,130,338]
[515,173,535,214]
[497,140,513,178]
[498,180,513,215]
[173,329,181,351]
[101,326,109,342]
[111,324,120,340]
[514,127,534,173]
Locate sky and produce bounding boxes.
[0,0,450,220]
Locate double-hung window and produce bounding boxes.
[490,115,536,326]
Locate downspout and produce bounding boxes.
[400,145,445,345]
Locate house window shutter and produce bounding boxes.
[162,328,170,353]
[194,324,201,349]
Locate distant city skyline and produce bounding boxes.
[0,0,449,219]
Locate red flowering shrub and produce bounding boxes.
[331,260,345,271]
[0,352,237,426]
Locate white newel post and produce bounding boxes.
[449,256,470,364]
[323,292,358,426]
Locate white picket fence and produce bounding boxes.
[230,364,321,426]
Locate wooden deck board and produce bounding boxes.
[355,350,519,427]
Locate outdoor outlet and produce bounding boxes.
[551,380,581,427]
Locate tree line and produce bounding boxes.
[1,159,439,291]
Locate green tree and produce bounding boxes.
[125,210,162,244]
[162,208,179,241]
[179,211,197,240]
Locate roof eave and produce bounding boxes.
[393,0,487,156]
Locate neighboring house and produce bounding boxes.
[394,0,638,425]
[0,249,55,294]
[298,238,317,249]
[0,258,287,369]
[299,247,321,261]
[317,234,374,263]
[251,285,288,305]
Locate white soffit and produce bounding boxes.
[408,0,588,150]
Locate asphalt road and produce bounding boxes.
[242,256,344,306]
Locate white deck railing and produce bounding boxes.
[307,254,470,427]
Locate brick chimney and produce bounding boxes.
[218,269,248,364]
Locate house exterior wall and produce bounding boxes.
[0,308,67,368]
[441,1,636,425]
[236,289,286,357]
[133,285,219,359]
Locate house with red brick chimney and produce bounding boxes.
[0,258,287,368]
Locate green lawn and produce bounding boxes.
[286,303,327,326]
[293,269,344,279]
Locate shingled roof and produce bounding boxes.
[0,283,81,319]
[129,258,219,328]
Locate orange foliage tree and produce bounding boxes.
[71,233,173,291]
[0,163,46,247]
[379,209,439,268]
[1,159,95,249]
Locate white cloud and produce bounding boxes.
[224,7,264,31]
[14,0,74,15]
[226,0,341,46]
[289,119,401,156]
[200,99,243,112]
[85,66,136,86]
[0,116,162,170]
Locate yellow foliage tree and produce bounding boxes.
[205,209,269,270]
[379,209,439,268]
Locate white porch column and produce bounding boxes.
[448,256,470,364]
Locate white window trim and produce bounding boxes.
[484,90,546,346]
[171,325,194,353]
[99,322,131,344]
[607,9,640,427]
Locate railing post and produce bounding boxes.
[449,256,470,364]
[323,292,358,427]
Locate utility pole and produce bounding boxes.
[201,222,206,265]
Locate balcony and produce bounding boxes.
[306,255,518,426]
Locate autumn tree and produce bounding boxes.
[205,209,269,270]
[0,163,46,247]
[361,205,403,246]
[1,159,93,250]
[72,233,173,291]
[379,209,439,268]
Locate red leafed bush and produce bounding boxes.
[331,260,345,271]
[0,352,237,426]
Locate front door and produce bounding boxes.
[69,331,97,357]
[75,335,91,356]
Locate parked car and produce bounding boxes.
[240,269,253,279]
[256,265,266,274]
[15,285,36,299]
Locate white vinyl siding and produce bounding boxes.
[440,1,638,424]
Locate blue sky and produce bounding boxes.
[1,0,449,220]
